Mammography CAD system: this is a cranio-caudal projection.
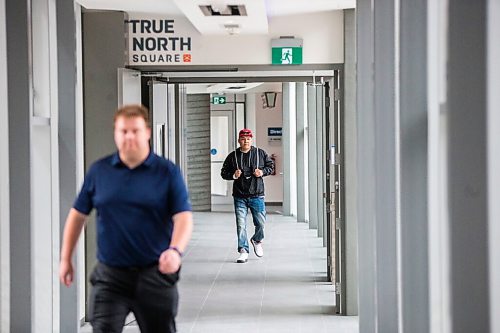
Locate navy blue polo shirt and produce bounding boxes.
[73,151,192,267]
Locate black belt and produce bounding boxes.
[101,261,157,272]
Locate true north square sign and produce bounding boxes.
[126,18,193,65]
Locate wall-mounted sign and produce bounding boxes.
[125,13,343,66]
[271,37,303,65]
[126,19,193,65]
[212,96,227,104]
[268,127,283,137]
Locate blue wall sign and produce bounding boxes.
[267,127,282,137]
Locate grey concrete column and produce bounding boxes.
[307,85,318,230]
[316,85,325,240]
[343,8,358,316]
[57,0,80,331]
[356,1,378,331]
[82,12,127,317]
[447,1,489,332]
[282,83,291,215]
[488,1,500,331]
[373,0,399,330]
[400,0,429,331]
[356,0,402,329]
[6,0,32,330]
[283,83,297,216]
[296,83,307,222]
[288,83,297,216]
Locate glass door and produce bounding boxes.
[210,110,235,206]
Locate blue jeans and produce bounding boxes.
[234,196,266,253]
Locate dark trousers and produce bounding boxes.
[89,262,180,333]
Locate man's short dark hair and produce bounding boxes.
[114,104,150,127]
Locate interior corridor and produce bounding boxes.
[82,211,359,333]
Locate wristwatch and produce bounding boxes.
[168,246,183,257]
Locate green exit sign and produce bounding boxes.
[212,96,226,104]
[272,47,303,65]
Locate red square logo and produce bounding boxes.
[183,54,192,62]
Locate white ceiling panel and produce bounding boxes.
[172,0,268,35]
[265,0,356,17]
[76,0,183,14]
[76,0,355,35]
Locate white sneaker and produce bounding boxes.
[251,239,264,257]
[236,251,248,263]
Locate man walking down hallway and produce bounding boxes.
[221,129,274,263]
[59,105,193,333]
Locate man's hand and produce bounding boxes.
[234,169,242,179]
[159,248,181,274]
[59,208,87,288]
[60,259,74,287]
[253,168,263,177]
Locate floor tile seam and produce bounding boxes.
[257,214,293,333]
[261,215,316,333]
[257,248,271,333]
[187,244,232,333]
[182,233,202,259]
[301,225,330,332]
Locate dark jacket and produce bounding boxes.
[220,146,274,198]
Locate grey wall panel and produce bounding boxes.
[282,83,291,215]
[373,0,399,330]
[400,0,429,331]
[295,83,307,222]
[307,85,318,230]
[447,1,489,331]
[83,11,126,166]
[186,94,211,211]
[0,0,9,330]
[82,11,127,317]
[343,8,358,316]
[6,0,32,330]
[57,0,79,331]
[356,1,377,331]
[316,85,325,240]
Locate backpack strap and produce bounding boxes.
[234,149,239,170]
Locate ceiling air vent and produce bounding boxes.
[199,5,247,16]
[226,86,246,90]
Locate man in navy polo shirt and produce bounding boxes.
[59,104,192,333]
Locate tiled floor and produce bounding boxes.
[82,211,359,333]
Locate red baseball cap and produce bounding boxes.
[238,128,253,138]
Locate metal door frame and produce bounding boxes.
[328,70,346,314]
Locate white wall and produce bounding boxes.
[253,93,283,203]
[428,1,451,332]
[31,0,60,330]
[269,11,343,64]
[246,93,257,138]
[127,11,344,65]
[488,0,500,331]
[0,0,10,330]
